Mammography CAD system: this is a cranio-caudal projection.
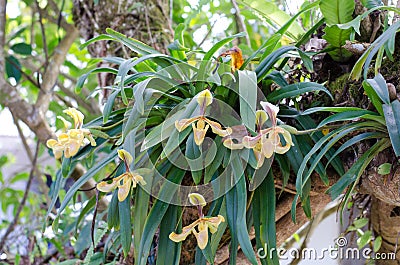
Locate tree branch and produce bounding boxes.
[231,0,251,47]
[0,1,108,212]
[34,25,79,118]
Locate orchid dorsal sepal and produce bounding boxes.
[118,149,133,165]
[256,110,268,127]
[188,193,207,207]
[260,101,279,125]
[196,89,213,109]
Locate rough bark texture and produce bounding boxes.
[72,0,173,55]
[371,197,400,264]
[72,0,173,101]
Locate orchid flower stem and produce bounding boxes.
[198,205,204,218]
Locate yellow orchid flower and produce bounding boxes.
[175,90,232,145]
[46,108,96,159]
[96,149,147,202]
[223,102,293,169]
[97,171,146,202]
[176,116,232,145]
[169,215,225,249]
[169,193,225,250]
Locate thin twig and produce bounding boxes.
[5,56,41,88]
[231,0,251,47]
[0,142,40,251]
[35,0,49,71]
[12,114,34,162]
[197,20,216,48]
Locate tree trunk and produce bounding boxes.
[72,0,173,101]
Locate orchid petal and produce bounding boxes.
[242,135,261,149]
[57,116,71,131]
[175,117,198,132]
[205,118,232,137]
[169,220,200,242]
[97,178,120,193]
[274,128,293,154]
[205,215,225,233]
[46,139,58,148]
[97,174,124,193]
[67,139,81,157]
[58,133,69,144]
[132,173,146,187]
[223,138,244,150]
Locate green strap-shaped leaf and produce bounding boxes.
[157,205,182,265]
[75,67,118,94]
[137,168,185,265]
[133,186,150,261]
[106,28,160,55]
[57,149,118,216]
[203,32,246,61]
[317,110,384,128]
[118,196,132,256]
[238,70,257,131]
[267,82,333,102]
[43,170,66,232]
[328,139,391,198]
[256,46,297,81]
[383,100,400,157]
[226,174,258,265]
[253,171,279,265]
[107,190,120,230]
